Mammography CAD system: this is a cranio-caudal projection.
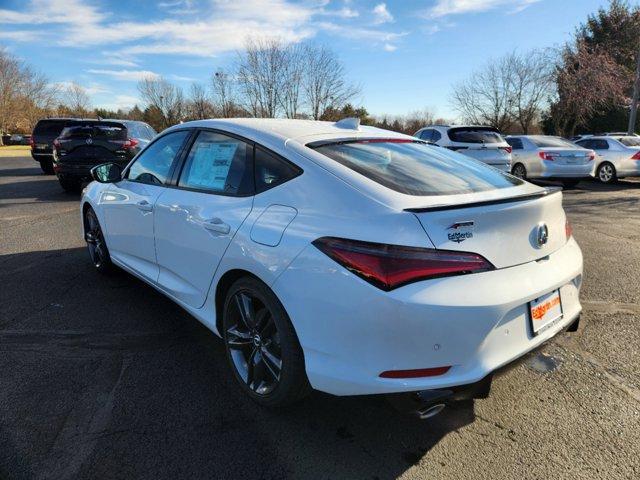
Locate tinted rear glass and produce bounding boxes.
[312,140,521,196]
[617,137,640,146]
[529,136,577,148]
[448,127,503,144]
[59,123,126,140]
[33,120,71,136]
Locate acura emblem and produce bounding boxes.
[536,223,549,247]
[86,138,93,145]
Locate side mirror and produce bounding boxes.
[91,162,122,183]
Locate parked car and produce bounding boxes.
[53,119,156,192]
[414,125,512,172]
[31,118,83,174]
[570,134,592,142]
[574,135,640,183]
[505,135,595,187]
[81,118,583,416]
[8,133,31,145]
[598,132,640,137]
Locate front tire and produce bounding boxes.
[597,162,617,184]
[84,207,114,274]
[511,163,526,180]
[222,277,310,407]
[39,159,54,174]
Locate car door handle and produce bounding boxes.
[137,200,153,212]
[203,218,230,235]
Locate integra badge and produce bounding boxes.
[447,221,474,243]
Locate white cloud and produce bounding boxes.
[426,0,540,18]
[95,95,142,111]
[0,30,41,41]
[87,69,160,81]
[372,3,393,24]
[383,43,397,52]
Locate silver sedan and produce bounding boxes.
[575,136,640,183]
[505,135,595,187]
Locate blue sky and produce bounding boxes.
[0,0,626,118]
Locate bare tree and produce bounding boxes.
[211,69,237,118]
[450,56,514,131]
[303,44,360,120]
[62,82,92,116]
[0,48,57,144]
[279,43,305,118]
[137,76,184,129]
[186,82,214,120]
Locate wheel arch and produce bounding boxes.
[214,268,264,336]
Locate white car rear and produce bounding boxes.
[506,135,595,185]
[575,136,640,183]
[415,125,512,172]
[80,119,582,416]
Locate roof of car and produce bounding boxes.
[165,118,412,145]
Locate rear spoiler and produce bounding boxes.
[404,187,562,213]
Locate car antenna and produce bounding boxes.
[335,117,361,131]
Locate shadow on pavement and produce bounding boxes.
[0,247,475,479]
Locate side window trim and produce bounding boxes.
[123,128,194,185]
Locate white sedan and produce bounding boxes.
[505,135,595,187]
[81,118,583,417]
[575,135,640,183]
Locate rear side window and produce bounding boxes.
[419,130,433,142]
[178,131,253,195]
[127,130,190,185]
[33,120,70,136]
[581,139,609,150]
[312,140,521,196]
[255,146,302,194]
[506,138,524,150]
[448,127,503,144]
[617,136,640,146]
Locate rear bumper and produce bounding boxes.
[273,237,583,396]
[31,152,52,161]
[616,161,640,178]
[536,162,594,179]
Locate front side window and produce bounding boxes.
[255,146,301,193]
[127,130,190,185]
[419,130,434,142]
[311,139,521,196]
[178,131,253,195]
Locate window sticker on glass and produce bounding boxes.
[187,142,238,190]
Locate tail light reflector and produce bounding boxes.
[29,136,35,149]
[312,237,495,291]
[538,151,558,161]
[53,139,60,150]
[631,151,640,160]
[380,366,451,379]
[565,218,573,240]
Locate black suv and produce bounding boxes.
[52,119,156,191]
[31,118,81,174]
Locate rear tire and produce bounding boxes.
[511,163,526,180]
[222,277,311,408]
[560,179,580,189]
[596,162,617,184]
[59,177,81,193]
[39,159,54,175]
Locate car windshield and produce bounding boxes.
[311,140,521,196]
[529,136,577,148]
[616,136,640,147]
[447,127,503,144]
[59,123,126,140]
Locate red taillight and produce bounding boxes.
[565,218,573,240]
[53,139,60,150]
[587,150,595,161]
[123,138,139,150]
[502,146,512,154]
[631,151,640,160]
[312,237,495,291]
[29,136,35,149]
[380,366,451,379]
[538,151,557,161]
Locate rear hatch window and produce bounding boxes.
[59,123,127,140]
[33,120,71,137]
[447,127,504,144]
[310,139,521,196]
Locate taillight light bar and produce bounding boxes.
[538,151,558,161]
[312,237,495,291]
[631,150,640,160]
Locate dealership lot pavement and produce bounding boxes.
[1,154,639,480]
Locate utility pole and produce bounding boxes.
[627,43,640,135]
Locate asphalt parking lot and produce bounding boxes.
[1,154,639,480]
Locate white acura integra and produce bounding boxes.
[81,118,583,417]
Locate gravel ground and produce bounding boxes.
[1,154,639,480]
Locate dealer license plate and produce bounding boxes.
[529,290,563,335]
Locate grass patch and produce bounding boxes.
[0,145,31,157]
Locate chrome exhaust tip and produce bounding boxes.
[416,403,446,420]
